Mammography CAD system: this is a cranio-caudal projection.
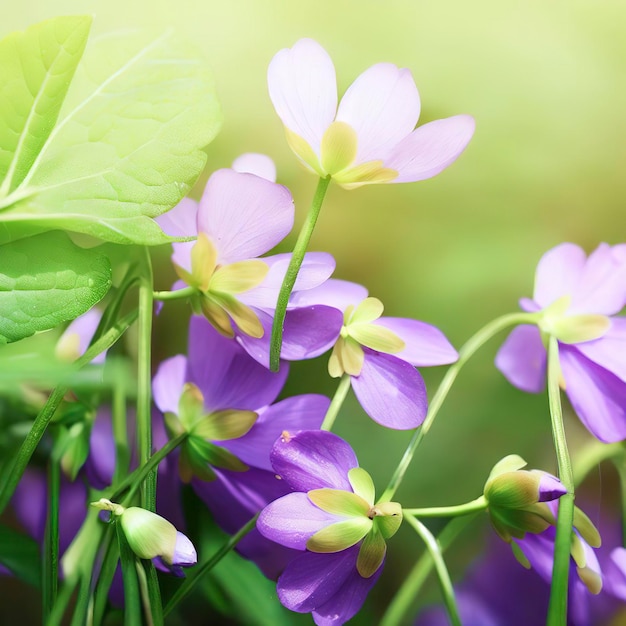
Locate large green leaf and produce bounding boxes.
[0,231,112,343]
[0,17,222,245]
[0,16,91,195]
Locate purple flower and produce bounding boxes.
[257,430,402,625]
[605,547,626,601]
[153,316,330,577]
[157,162,341,365]
[496,243,626,442]
[268,38,475,188]
[55,307,105,364]
[291,279,458,429]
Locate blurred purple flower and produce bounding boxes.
[291,279,458,429]
[55,307,105,364]
[258,430,401,625]
[268,38,475,188]
[496,243,626,442]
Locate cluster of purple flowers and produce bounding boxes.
[7,34,626,626]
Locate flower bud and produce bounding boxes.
[91,499,197,576]
[484,455,565,542]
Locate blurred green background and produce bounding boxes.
[3,0,626,623]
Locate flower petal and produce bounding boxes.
[570,243,626,315]
[336,63,420,164]
[222,394,329,471]
[268,38,337,158]
[155,197,198,238]
[559,346,626,442]
[152,355,188,415]
[236,306,342,367]
[258,492,342,550]
[495,325,546,393]
[533,243,586,308]
[384,114,475,183]
[372,318,458,366]
[187,315,288,411]
[239,252,336,310]
[270,430,358,492]
[232,153,276,182]
[574,318,626,382]
[197,169,294,264]
[351,351,427,429]
[289,278,368,311]
[277,545,359,613]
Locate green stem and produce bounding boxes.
[163,514,258,616]
[269,176,331,371]
[0,308,138,514]
[321,374,352,431]
[141,562,164,626]
[403,496,487,518]
[107,433,187,504]
[546,336,574,626]
[403,516,461,626]
[43,458,60,622]
[380,515,475,626]
[380,312,537,502]
[153,286,196,301]
[613,457,626,547]
[138,248,155,511]
[116,522,142,626]
[90,528,118,626]
[112,370,129,484]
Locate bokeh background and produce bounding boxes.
[2,0,626,623]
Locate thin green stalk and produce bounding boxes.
[321,374,352,431]
[403,496,487,518]
[116,522,142,626]
[153,286,196,301]
[546,336,575,626]
[106,432,187,504]
[403,516,461,626]
[70,575,92,626]
[269,176,331,371]
[0,308,138,514]
[112,371,129,484]
[380,515,476,626]
[164,514,258,616]
[43,458,60,622]
[141,562,164,626]
[137,248,155,511]
[380,312,537,502]
[90,529,119,626]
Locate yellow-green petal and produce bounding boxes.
[550,314,611,344]
[306,518,372,553]
[349,298,384,325]
[333,160,398,188]
[200,296,235,337]
[573,506,601,548]
[357,528,386,578]
[348,467,375,505]
[285,127,325,176]
[348,323,405,354]
[209,260,268,294]
[307,488,370,517]
[193,409,257,441]
[211,293,264,338]
[191,232,218,291]
[321,121,358,176]
[120,507,177,562]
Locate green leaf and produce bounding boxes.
[0,523,41,587]
[0,231,112,343]
[0,16,92,195]
[0,19,222,245]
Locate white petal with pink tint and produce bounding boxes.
[197,169,294,265]
[232,153,277,182]
[268,38,338,156]
[384,115,475,182]
[533,243,586,308]
[336,63,420,163]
